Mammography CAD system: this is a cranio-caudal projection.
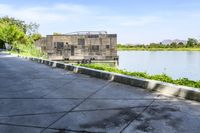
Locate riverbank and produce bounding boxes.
[118,47,200,51]
[6,50,200,89]
[5,52,200,102]
[79,64,200,89]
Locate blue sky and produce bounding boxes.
[1,0,200,43]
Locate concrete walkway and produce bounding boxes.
[0,52,200,133]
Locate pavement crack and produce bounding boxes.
[119,95,160,133]
[0,122,51,129]
[0,105,159,118]
[0,97,85,100]
[71,105,158,113]
[40,81,111,133]
[0,111,65,118]
[0,122,102,133]
[0,97,159,100]
[40,77,79,98]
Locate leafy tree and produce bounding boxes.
[31,33,42,41]
[0,16,26,32]
[0,16,44,57]
[0,16,40,45]
[0,16,39,35]
[53,32,62,35]
[0,22,28,46]
[170,42,177,47]
[187,38,198,47]
[178,42,184,46]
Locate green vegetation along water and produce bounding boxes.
[118,38,200,51]
[79,64,200,89]
[118,47,200,51]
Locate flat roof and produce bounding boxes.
[46,31,117,36]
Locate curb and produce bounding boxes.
[16,54,200,102]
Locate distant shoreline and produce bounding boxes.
[117,47,200,51]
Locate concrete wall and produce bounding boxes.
[35,34,118,61]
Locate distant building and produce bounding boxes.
[35,31,118,61]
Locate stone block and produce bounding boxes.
[178,88,200,102]
[56,62,65,69]
[77,67,113,80]
[65,64,76,71]
[114,74,148,89]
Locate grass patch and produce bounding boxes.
[79,63,200,89]
[9,43,47,58]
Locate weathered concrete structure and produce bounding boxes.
[35,31,118,61]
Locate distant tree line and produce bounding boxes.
[118,38,200,49]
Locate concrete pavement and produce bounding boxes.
[0,52,200,133]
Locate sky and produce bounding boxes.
[0,0,200,44]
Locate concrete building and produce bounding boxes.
[35,31,118,62]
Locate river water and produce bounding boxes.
[118,51,200,81]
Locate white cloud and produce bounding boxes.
[0,3,90,24]
[53,3,89,14]
[0,3,160,26]
[119,16,160,26]
[0,4,13,15]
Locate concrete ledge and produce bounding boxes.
[178,87,200,101]
[49,61,54,66]
[114,74,149,89]
[77,66,114,80]
[65,64,76,71]
[43,60,50,65]
[16,54,200,102]
[56,62,65,69]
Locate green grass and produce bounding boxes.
[79,63,200,89]
[9,43,47,58]
[118,47,200,51]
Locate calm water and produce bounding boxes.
[118,51,200,81]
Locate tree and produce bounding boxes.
[26,22,40,35]
[178,42,184,46]
[0,39,5,49]
[186,38,198,47]
[0,16,44,56]
[0,16,39,35]
[31,33,42,41]
[0,16,40,46]
[53,32,62,35]
[0,16,26,32]
[170,42,177,47]
[0,22,27,45]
